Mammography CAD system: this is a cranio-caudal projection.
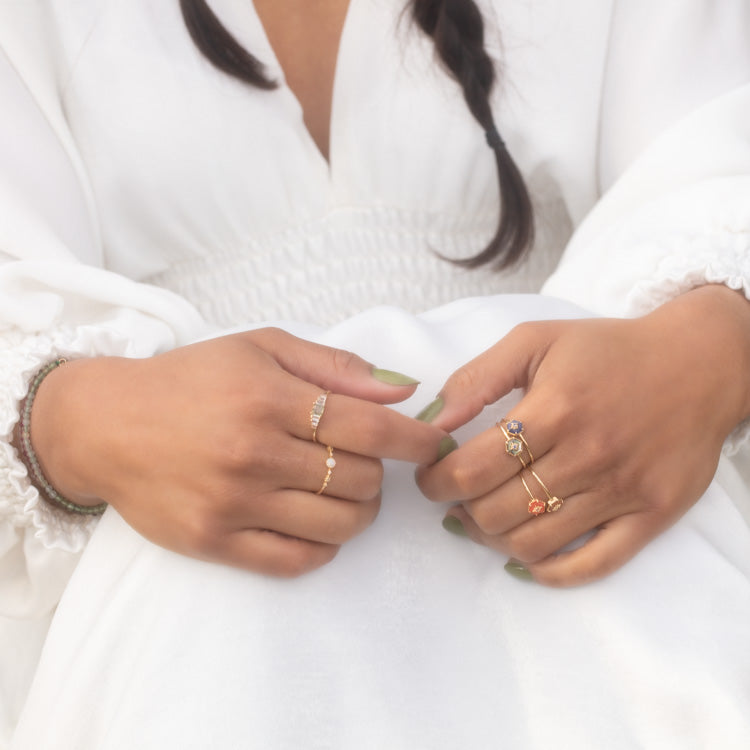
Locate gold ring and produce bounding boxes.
[310,391,330,443]
[316,446,336,495]
[527,467,564,513]
[519,471,546,516]
[497,418,534,467]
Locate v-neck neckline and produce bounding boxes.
[247,0,357,175]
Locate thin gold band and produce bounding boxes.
[316,446,336,495]
[497,423,534,467]
[310,391,331,443]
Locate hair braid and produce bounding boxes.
[179,0,276,89]
[412,0,534,268]
[178,0,533,269]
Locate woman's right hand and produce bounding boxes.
[27,328,449,576]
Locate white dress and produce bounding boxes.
[1,1,750,747]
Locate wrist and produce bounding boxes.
[647,284,750,429]
[19,357,130,511]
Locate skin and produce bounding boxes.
[416,285,750,586]
[22,5,750,585]
[253,0,350,160]
[28,329,448,577]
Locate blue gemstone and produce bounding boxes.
[506,419,523,435]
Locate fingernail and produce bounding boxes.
[416,396,444,423]
[437,435,458,461]
[442,515,468,537]
[371,368,420,386]
[504,559,534,582]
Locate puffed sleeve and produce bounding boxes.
[0,12,210,620]
[542,0,750,453]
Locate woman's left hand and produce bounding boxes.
[416,285,750,586]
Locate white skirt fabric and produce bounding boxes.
[12,296,750,750]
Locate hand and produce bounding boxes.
[417,285,750,586]
[30,328,449,576]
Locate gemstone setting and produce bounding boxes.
[505,419,523,435]
[528,499,546,516]
[505,438,523,456]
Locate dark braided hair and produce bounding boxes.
[179,0,533,269]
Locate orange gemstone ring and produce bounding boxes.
[519,466,563,516]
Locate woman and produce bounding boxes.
[2,1,749,747]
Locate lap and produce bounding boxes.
[13,297,750,750]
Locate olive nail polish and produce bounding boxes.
[442,515,468,537]
[371,368,420,386]
[437,436,458,461]
[416,396,444,423]
[504,559,533,582]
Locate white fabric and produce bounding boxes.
[0,0,748,746]
[13,297,750,750]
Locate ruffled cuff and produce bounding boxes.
[543,183,750,457]
[624,232,750,457]
[0,326,143,549]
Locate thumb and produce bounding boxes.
[246,327,421,404]
[416,322,551,432]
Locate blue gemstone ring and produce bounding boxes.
[505,418,523,435]
[497,419,535,465]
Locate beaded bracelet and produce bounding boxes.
[17,359,107,516]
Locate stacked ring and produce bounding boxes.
[519,467,564,515]
[498,417,564,516]
[310,391,330,443]
[528,467,564,513]
[316,446,336,495]
[497,418,534,467]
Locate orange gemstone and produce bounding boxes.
[528,499,546,516]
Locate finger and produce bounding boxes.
[226,429,383,501]
[525,512,668,587]
[283,387,450,465]
[468,491,617,563]
[288,441,384,501]
[222,528,341,577]
[416,321,558,433]
[234,489,381,545]
[417,419,555,502]
[245,327,421,405]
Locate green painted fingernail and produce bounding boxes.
[416,396,444,423]
[371,368,420,386]
[504,559,533,582]
[437,436,458,461]
[442,515,468,537]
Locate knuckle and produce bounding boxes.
[466,500,502,536]
[355,410,391,448]
[272,546,318,578]
[447,363,479,395]
[449,460,491,498]
[355,493,382,533]
[272,542,340,578]
[249,326,286,348]
[642,482,676,514]
[332,347,359,375]
[181,509,223,559]
[505,531,545,564]
[341,456,384,500]
[337,497,381,540]
[366,458,385,489]
[537,558,605,588]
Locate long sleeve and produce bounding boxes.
[0,12,210,621]
[542,0,750,453]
